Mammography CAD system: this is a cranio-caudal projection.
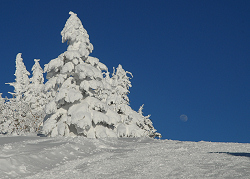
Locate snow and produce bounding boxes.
[0,135,250,178]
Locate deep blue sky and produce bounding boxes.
[0,1,249,143]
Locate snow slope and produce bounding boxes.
[0,135,250,178]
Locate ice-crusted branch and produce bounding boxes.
[61,11,93,57]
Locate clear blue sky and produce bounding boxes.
[0,0,249,143]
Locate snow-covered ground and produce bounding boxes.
[0,135,250,178]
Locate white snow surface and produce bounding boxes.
[0,135,250,179]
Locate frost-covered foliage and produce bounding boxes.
[26,59,46,111]
[6,53,30,100]
[0,96,43,135]
[42,11,160,138]
[61,11,93,57]
[0,57,45,135]
[102,65,161,138]
[102,65,132,109]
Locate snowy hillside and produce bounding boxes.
[0,135,250,178]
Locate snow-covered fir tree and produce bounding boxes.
[43,11,117,138]
[25,59,46,131]
[42,11,160,138]
[26,59,46,110]
[7,53,30,100]
[102,65,161,138]
[105,64,132,112]
[1,54,31,134]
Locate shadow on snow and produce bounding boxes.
[209,152,250,158]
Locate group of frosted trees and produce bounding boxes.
[0,54,46,134]
[0,12,161,138]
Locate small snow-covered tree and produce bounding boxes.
[106,64,132,111]
[0,94,10,134]
[0,93,4,110]
[102,65,161,138]
[0,93,5,130]
[0,97,33,134]
[0,94,15,134]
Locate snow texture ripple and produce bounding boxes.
[0,135,250,178]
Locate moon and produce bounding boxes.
[180,114,188,122]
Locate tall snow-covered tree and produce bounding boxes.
[7,53,30,100]
[24,59,46,131]
[2,53,32,134]
[43,11,118,138]
[42,11,160,138]
[26,59,46,111]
